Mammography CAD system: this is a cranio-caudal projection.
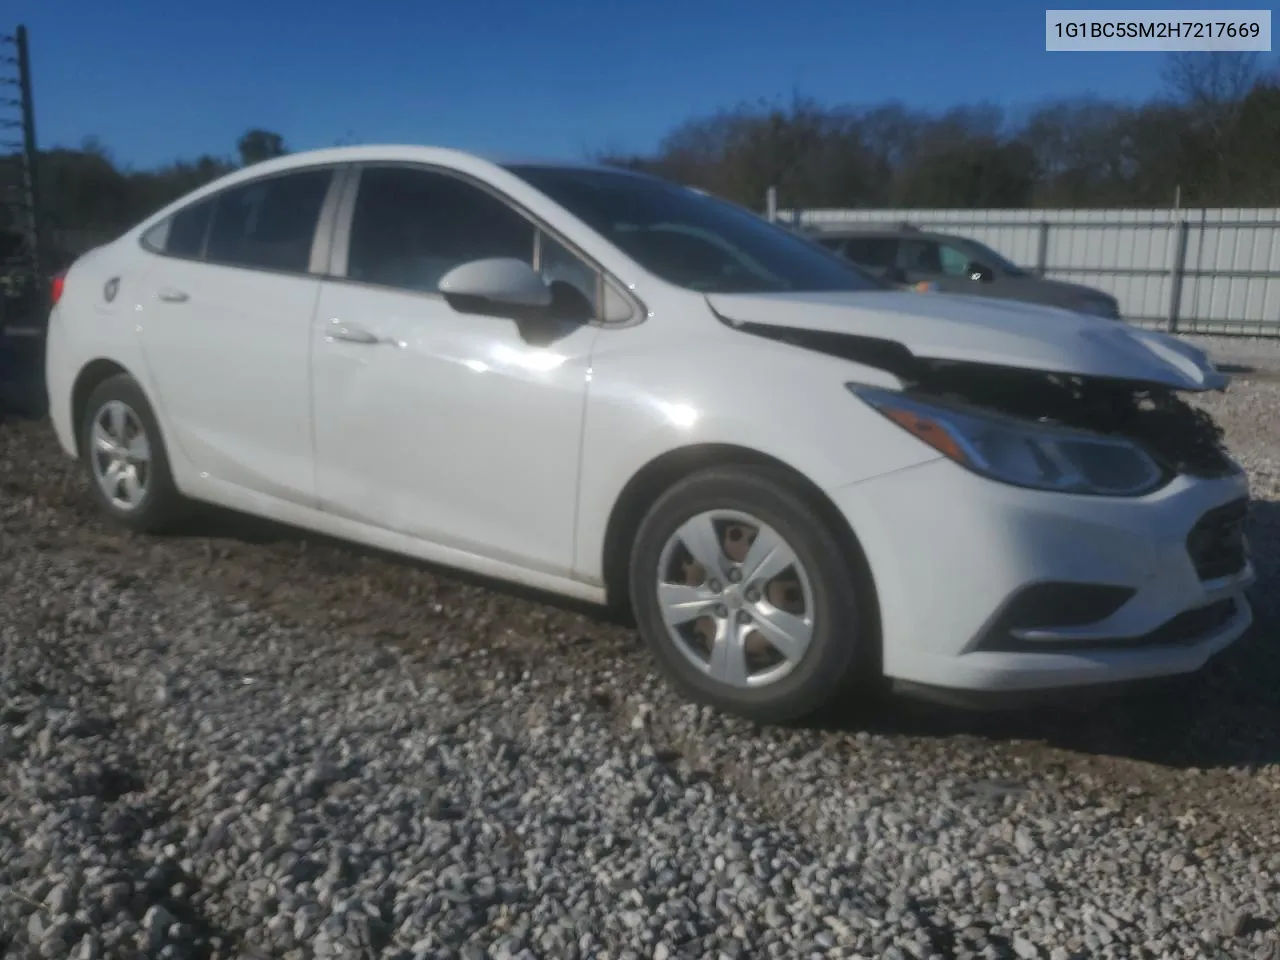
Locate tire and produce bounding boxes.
[79,372,187,533]
[629,465,872,724]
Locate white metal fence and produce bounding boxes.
[785,207,1280,337]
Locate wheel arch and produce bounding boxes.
[600,443,881,655]
[70,358,133,458]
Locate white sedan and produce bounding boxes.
[44,146,1254,722]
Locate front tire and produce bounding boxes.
[629,466,871,724]
[79,373,187,533]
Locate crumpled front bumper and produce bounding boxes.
[829,456,1254,695]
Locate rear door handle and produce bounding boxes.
[157,287,189,303]
[325,318,380,344]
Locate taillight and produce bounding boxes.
[50,270,67,307]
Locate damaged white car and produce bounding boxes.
[44,147,1254,722]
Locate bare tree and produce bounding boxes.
[28,68,1280,248]
[1161,53,1265,198]
[1162,52,1262,109]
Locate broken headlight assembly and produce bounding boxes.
[850,384,1168,497]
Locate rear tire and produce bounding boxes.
[79,373,187,533]
[629,465,871,724]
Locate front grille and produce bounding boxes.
[1140,598,1238,647]
[975,597,1239,653]
[1186,498,1249,581]
[975,582,1137,653]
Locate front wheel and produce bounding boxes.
[629,466,872,724]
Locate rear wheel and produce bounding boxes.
[629,466,871,724]
[79,373,187,533]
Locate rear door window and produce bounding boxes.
[204,169,333,273]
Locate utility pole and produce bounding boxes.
[0,24,42,342]
[13,25,39,284]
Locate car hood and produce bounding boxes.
[706,290,1226,391]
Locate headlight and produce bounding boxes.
[850,385,1167,497]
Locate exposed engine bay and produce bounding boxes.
[732,323,1235,479]
[904,362,1232,479]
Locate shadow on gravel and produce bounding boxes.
[0,334,47,421]
[178,489,1280,775]
[820,499,1280,775]
[1227,367,1280,383]
[173,505,630,626]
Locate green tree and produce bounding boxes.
[236,128,288,167]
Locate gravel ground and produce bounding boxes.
[1,378,1278,960]
[1180,335,1280,376]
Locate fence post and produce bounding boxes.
[1035,221,1049,276]
[1167,219,1190,333]
[15,26,40,284]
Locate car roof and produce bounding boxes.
[128,144,688,249]
[226,145,653,180]
[129,145,668,236]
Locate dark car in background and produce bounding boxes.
[0,227,66,417]
[1,227,74,333]
[807,223,1121,319]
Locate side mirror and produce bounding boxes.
[438,257,552,311]
[968,262,994,283]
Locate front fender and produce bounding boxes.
[571,327,941,583]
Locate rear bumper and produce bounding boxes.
[830,458,1254,694]
[44,304,79,458]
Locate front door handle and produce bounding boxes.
[325,318,380,344]
[157,287,189,303]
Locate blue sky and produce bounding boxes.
[10,0,1265,169]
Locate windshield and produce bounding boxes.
[505,165,886,294]
[959,238,1028,277]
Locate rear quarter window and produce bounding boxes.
[142,198,215,259]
